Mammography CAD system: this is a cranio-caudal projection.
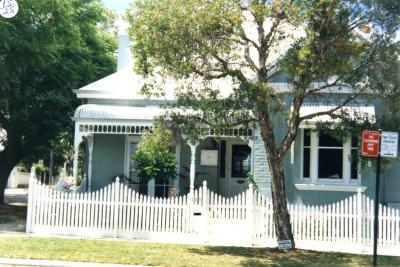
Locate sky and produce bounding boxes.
[102,0,133,12]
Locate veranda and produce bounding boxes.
[26,170,400,256]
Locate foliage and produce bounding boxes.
[127,0,400,244]
[133,119,177,184]
[0,0,117,202]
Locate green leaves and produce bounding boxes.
[133,119,177,184]
[127,0,242,78]
[0,0,116,168]
[128,0,400,146]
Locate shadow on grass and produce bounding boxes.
[187,246,399,267]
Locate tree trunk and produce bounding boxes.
[0,159,17,205]
[0,149,22,204]
[258,114,295,249]
[268,157,295,247]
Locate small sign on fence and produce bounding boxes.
[278,240,292,250]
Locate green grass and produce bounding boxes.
[0,204,27,224]
[0,236,399,266]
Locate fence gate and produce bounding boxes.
[206,188,254,246]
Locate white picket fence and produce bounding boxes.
[26,174,400,256]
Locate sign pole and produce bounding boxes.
[372,130,381,267]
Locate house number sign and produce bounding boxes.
[277,240,292,250]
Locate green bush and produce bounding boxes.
[133,119,177,184]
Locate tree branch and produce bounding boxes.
[278,87,307,158]
[299,89,365,122]
[244,44,259,73]
[240,33,260,51]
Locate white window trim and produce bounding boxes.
[124,135,141,179]
[295,183,366,192]
[300,129,361,186]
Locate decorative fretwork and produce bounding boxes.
[78,123,153,135]
[77,123,253,137]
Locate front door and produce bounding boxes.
[225,141,251,197]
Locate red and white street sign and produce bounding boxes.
[361,131,380,157]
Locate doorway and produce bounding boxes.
[225,141,251,197]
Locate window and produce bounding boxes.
[231,144,251,178]
[125,136,141,192]
[301,129,359,184]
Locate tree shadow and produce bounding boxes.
[187,246,387,267]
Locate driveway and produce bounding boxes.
[1,188,28,233]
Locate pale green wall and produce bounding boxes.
[91,134,125,190]
[178,138,219,195]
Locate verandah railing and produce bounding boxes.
[26,170,400,256]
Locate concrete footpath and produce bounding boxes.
[0,258,150,267]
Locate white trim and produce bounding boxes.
[295,183,367,192]
[124,136,141,179]
[300,129,361,186]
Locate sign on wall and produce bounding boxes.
[361,131,380,157]
[200,150,218,166]
[380,132,398,158]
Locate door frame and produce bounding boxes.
[224,139,251,197]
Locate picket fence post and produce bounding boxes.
[246,183,254,245]
[357,189,363,252]
[26,167,36,233]
[201,181,208,243]
[114,177,120,238]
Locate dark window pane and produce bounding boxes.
[231,145,251,178]
[351,149,359,179]
[319,132,342,147]
[304,129,311,146]
[219,141,226,178]
[303,148,310,178]
[318,149,343,179]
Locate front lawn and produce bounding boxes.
[0,237,399,266]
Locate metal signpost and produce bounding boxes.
[361,130,380,267]
[361,130,399,267]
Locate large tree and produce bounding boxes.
[0,0,117,203]
[128,0,400,247]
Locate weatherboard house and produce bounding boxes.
[71,24,400,208]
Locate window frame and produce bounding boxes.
[124,135,141,183]
[300,128,361,185]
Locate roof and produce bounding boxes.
[74,104,166,121]
[74,69,176,100]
